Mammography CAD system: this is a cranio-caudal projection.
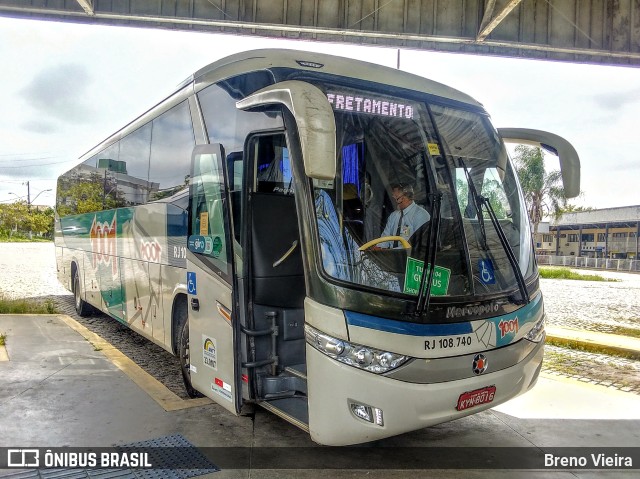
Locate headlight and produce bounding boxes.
[524,313,546,343]
[305,324,409,374]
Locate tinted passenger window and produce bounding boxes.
[148,101,194,202]
[119,123,152,205]
[198,78,283,244]
[251,134,291,195]
[56,142,123,216]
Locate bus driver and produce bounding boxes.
[378,184,430,249]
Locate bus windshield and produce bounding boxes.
[313,86,534,300]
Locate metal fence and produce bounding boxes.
[536,255,640,272]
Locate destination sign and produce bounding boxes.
[326,91,416,119]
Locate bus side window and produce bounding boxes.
[252,134,292,195]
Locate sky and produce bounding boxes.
[1,16,639,209]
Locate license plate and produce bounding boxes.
[456,385,496,411]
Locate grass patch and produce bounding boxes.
[0,333,6,346]
[0,233,51,243]
[0,295,58,314]
[599,325,640,339]
[545,336,640,360]
[539,266,617,282]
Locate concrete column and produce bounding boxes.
[578,225,583,257]
[605,223,609,258]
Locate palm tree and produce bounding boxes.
[512,145,566,235]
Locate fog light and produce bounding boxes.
[349,402,384,426]
[374,407,384,426]
[350,403,373,423]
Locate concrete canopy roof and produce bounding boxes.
[1,0,639,68]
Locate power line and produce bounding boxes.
[0,156,59,162]
[0,159,77,168]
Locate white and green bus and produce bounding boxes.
[55,49,579,446]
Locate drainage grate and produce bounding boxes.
[123,434,219,479]
[0,435,219,479]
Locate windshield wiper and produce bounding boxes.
[480,196,530,305]
[461,161,488,250]
[415,192,442,316]
[459,160,529,305]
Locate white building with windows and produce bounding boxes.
[535,205,640,259]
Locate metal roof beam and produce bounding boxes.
[75,0,94,16]
[477,0,522,41]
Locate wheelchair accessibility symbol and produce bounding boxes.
[478,259,495,284]
[187,271,197,295]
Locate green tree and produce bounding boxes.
[555,204,594,216]
[28,207,55,237]
[512,145,566,234]
[0,201,29,235]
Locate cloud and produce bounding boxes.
[21,63,95,124]
[20,119,58,134]
[591,88,640,111]
[610,161,640,172]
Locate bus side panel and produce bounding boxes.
[88,208,128,322]
[120,204,166,343]
[55,245,69,291]
[58,213,99,309]
[121,256,154,341]
[160,264,187,352]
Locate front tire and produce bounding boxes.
[73,270,92,317]
[178,316,203,398]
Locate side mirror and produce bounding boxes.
[236,80,336,181]
[498,128,580,198]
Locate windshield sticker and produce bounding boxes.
[403,257,451,296]
[427,143,441,156]
[478,259,496,284]
[203,335,217,370]
[211,236,222,258]
[326,92,415,119]
[199,212,209,235]
[188,235,206,254]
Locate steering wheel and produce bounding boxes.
[358,236,411,251]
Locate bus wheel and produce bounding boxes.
[178,318,203,398]
[73,271,93,317]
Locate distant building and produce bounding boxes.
[534,205,640,259]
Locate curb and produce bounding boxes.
[546,326,640,360]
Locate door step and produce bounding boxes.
[259,397,309,431]
[284,363,307,379]
[260,371,307,398]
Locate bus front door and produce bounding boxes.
[186,144,240,415]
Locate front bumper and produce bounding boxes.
[306,338,544,445]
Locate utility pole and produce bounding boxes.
[25,181,31,211]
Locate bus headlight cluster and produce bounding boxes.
[524,314,546,343]
[305,324,409,374]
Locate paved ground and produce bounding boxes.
[1,242,640,396]
[541,269,640,331]
[1,314,640,478]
